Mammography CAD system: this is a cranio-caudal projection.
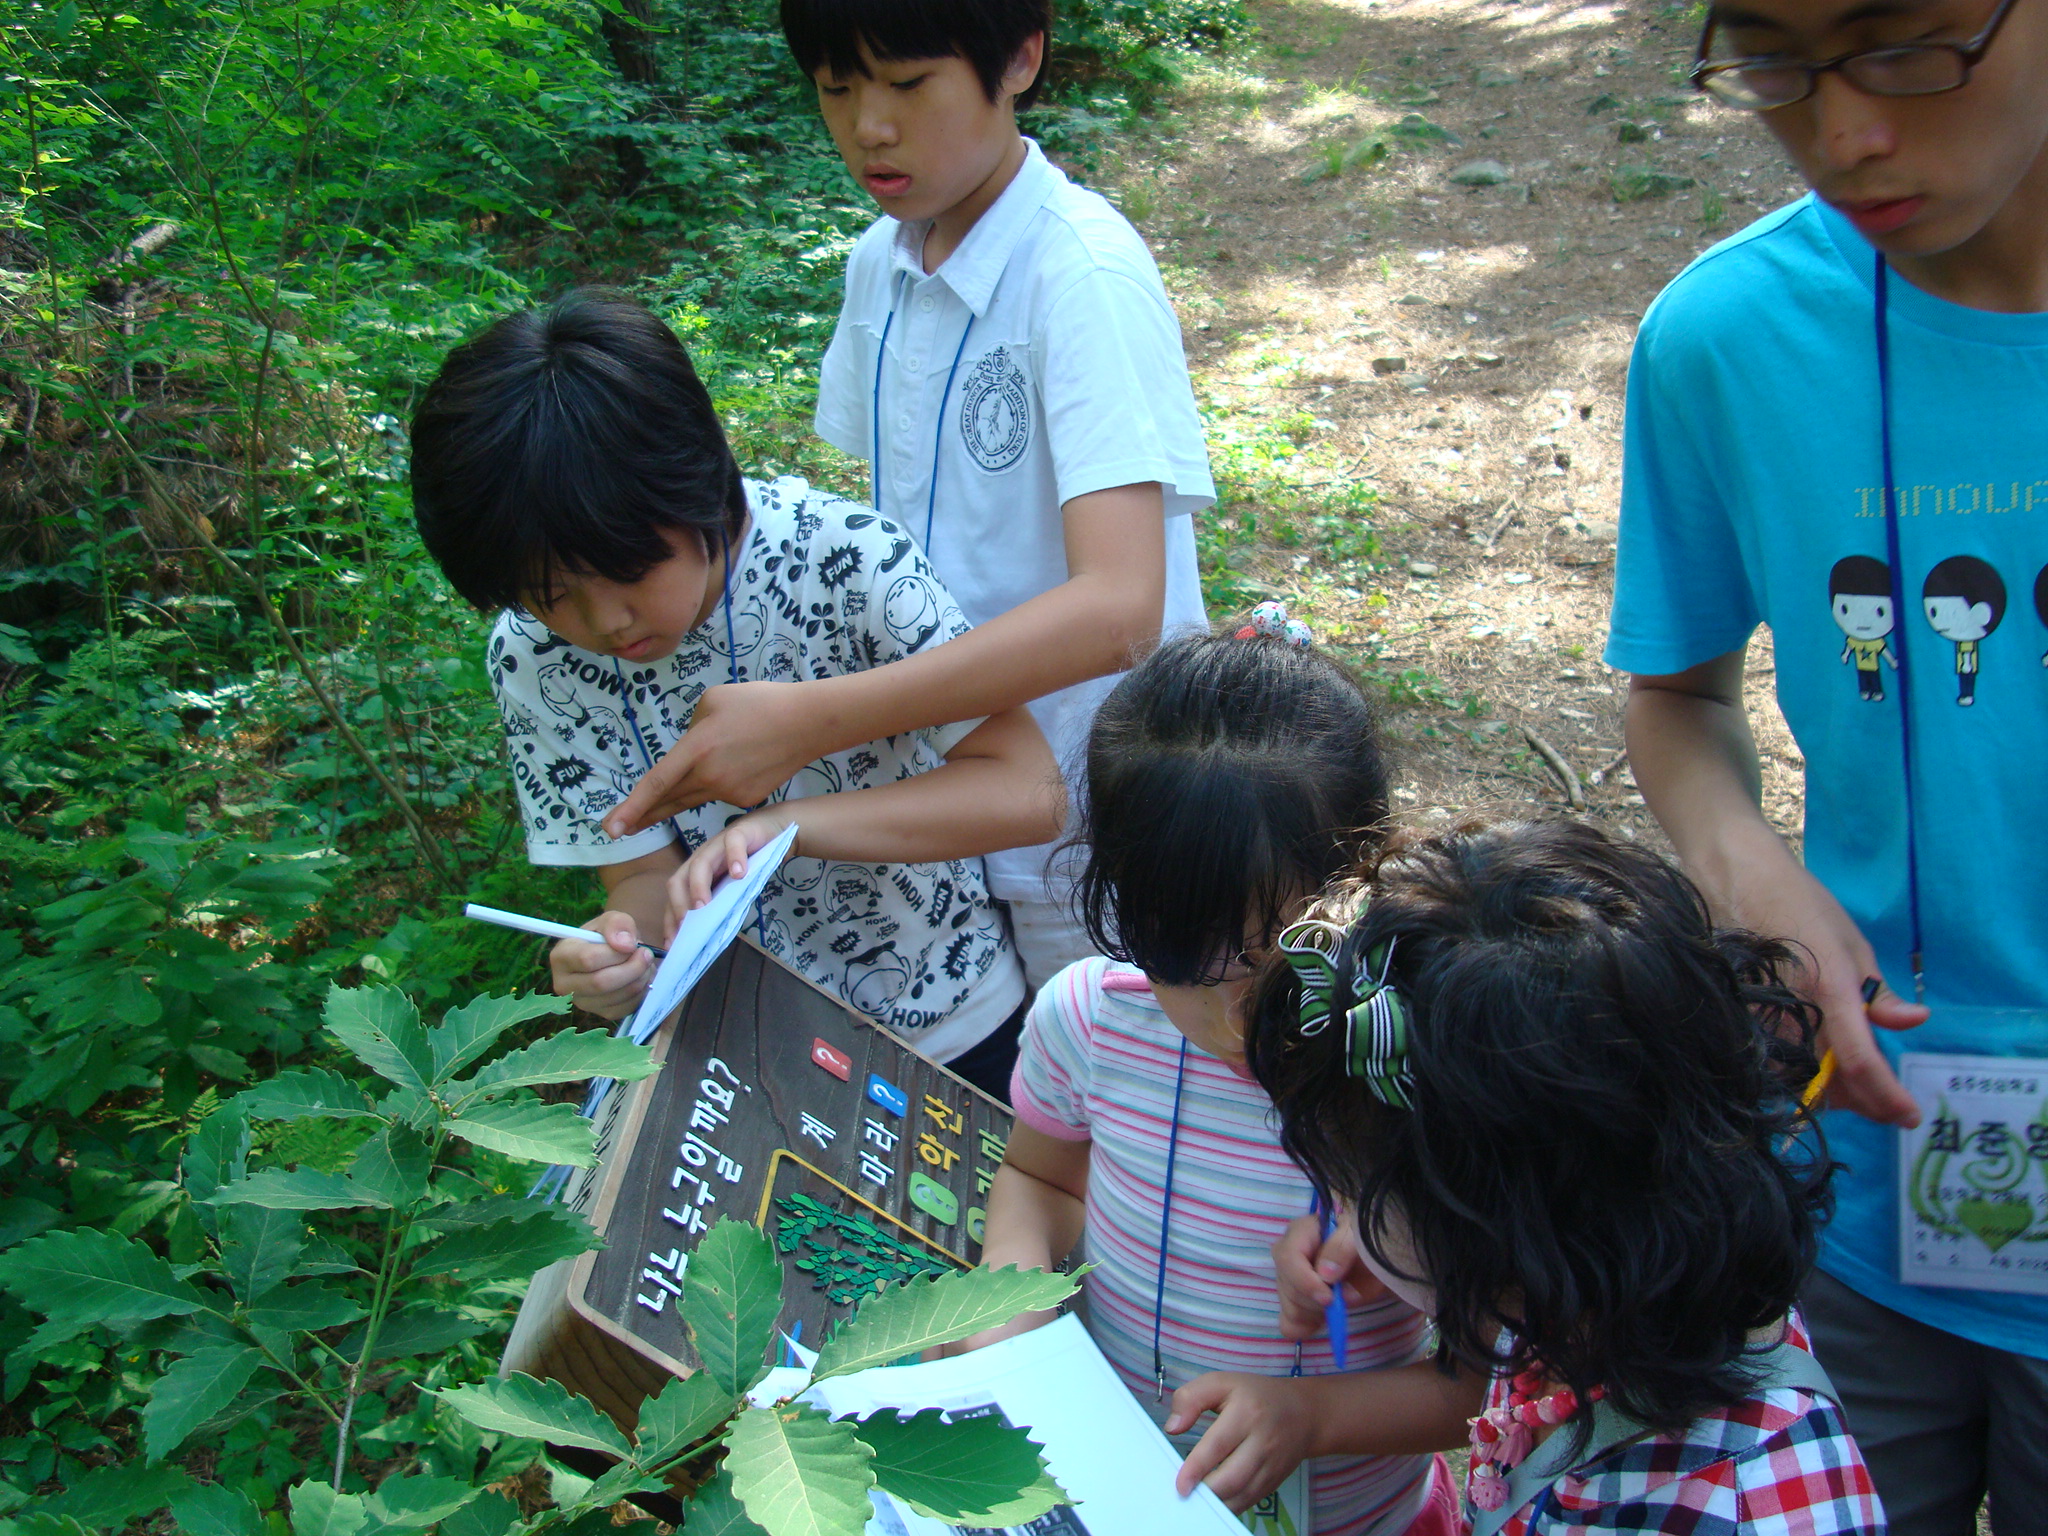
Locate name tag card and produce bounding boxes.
[1897,1051,2048,1296]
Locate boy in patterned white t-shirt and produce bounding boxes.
[409,290,1061,1092]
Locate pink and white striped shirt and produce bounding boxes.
[1011,957,1436,1536]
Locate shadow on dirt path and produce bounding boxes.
[1092,0,1810,846]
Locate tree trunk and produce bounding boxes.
[597,0,660,192]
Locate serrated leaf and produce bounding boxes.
[169,1479,263,1536]
[429,991,571,1084]
[0,1228,209,1332]
[411,1211,600,1281]
[440,1491,521,1536]
[415,1193,592,1234]
[681,1219,783,1398]
[35,1462,195,1526]
[453,1029,659,1100]
[445,1097,596,1166]
[680,1472,768,1536]
[142,1344,265,1462]
[347,1124,432,1207]
[243,1281,366,1333]
[325,985,433,1094]
[435,1372,631,1457]
[293,1237,360,1277]
[558,1461,670,1520]
[0,1197,61,1250]
[3,1516,96,1536]
[182,1109,251,1204]
[290,1481,367,1536]
[633,1370,734,1464]
[343,1303,488,1363]
[726,1405,874,1536]
[361,1473,476,1532]
[850,1408,1067,1524]
[221,1203,305,1302]
[232,1068,376,1122]
[204,1168,389,1211]
[810,1267,1080,1383]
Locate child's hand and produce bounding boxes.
[603,682,821,840]
[548,913,654,1020]
[1271,1213,1387,1340]
[1165,1372,1318,1512]
[666,810,796,934]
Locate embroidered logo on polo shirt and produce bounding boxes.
[958,346,1032,472]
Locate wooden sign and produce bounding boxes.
[503,935,1014,1434]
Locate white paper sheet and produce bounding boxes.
[624,819,800,1045]
[801,1315,1246,1536]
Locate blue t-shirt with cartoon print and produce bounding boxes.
[1607,194,2048,1359]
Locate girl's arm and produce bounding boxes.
[1166,1362,1484,1512]
[942,1124,1091,1356]
[604,483,1165,839]
[664,704,1061,926]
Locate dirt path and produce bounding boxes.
[1096,0,1810,847]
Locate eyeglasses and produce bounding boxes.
[1691,0,2018,110]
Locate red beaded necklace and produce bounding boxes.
[1465,1370,1604,1512]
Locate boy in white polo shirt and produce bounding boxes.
[604,0,1214,993]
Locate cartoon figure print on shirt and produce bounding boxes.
[958,346,1032,473]
[1829,556,1898,702]
[1922,556,2006,707]
[2034,565,2048,668]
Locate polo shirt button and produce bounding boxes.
[904,356,923,373]
[919,296,936,313]
[897,415,912,431]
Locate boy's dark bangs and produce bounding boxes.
[1092,758,1322,985]
[782,0,981,79]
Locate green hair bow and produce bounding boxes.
[1276,918,1414,1110]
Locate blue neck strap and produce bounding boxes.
[871,270,977,554]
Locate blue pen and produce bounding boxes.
[1312,1192,1349,1370]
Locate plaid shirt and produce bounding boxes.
[1475,1317,1885,1536]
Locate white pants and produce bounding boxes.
[1003,899,1101,995]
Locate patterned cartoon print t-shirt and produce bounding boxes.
[488,476,1023,1058]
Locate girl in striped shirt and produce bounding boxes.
[957,624,1480,1536]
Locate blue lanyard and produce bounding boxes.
[1152,1034,1191,1403]
[870,271,977,554]
[1873,257,1927,1000]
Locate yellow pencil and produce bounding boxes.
[1800,1050,1837,1112]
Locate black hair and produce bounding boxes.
[409,288,746,614]
[1827,554,1889,599]
[2035,562,2048,626]
[780,0,1052,108]
[1922,554,2007,630]
[1072,628,1389,986]
[1247,818,1831,1444]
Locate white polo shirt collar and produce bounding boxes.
[886,139,1061,316]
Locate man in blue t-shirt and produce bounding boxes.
[1606,0,2048,1530]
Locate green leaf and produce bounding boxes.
[411,1211,600,1281]
[726,1405,875,1536]
[347,1124,432,1207]
[361,1474,476,1533]
[560,1461,670,1519]
[679,1472,768,1536]
[325,985,433,1094]
[205,1168,389,1211]
[0,1197,61,1250]
[290,1481,367,1536]
[633,1369,734,1464]
[243,1281,366,1333]
[453,1029,658,1098]
[435,1372,631,1458]
[0,1228,209,1332]
[681,1218,783,1398]
[850,1408,1067,1525]
[810,1267,1080,1383]
[182,1108,251,1203]
[440,1491,522,1536]
[429,991,571,1084]
[344,1303,487,1362]
[169,1479,264,1536]
[445,1097,596,1166]
[233,1068,377,1122]
[35,1463,195,1526]
[142,1344,266,1462]
[220,1203,305,1302]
